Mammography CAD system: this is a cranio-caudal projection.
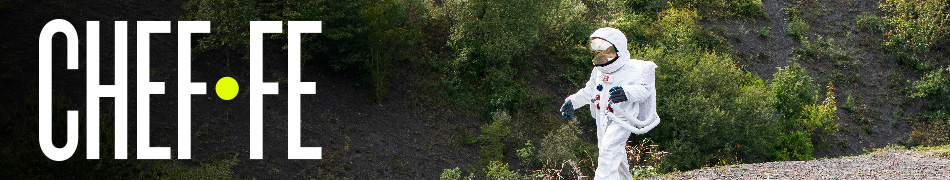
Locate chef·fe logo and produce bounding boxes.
[38,20,323,161]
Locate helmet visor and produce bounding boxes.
[592,46,618,66]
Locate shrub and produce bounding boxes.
[624,0,669,17]
[638,46,778,172]
[842,94,857,113]
[772,131,814,161]
[732,0,768,19]
[627,138,669,178]
[758,27,770,38]
[855,13,882,32]
[663,0,768,19]
[770,63,839,160]
[909,118,950,146]
[538,120,583,166]
[484,161,521,180]
[440,167,475,180]
[180,0,259,52]
[181,0,424,102]
[788,17,809,41]
[618,7,781,172]
[772,63,818,124]
[802,85,838,136]
[477,110,513,162]
[891,51,936,74]
[443,0,556,112]
[909,66,950,121]
[880,0,950,53]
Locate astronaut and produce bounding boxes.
[559,27,660,180]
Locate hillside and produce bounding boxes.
[707,0,916,158]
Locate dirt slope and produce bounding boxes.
[700,0,916,158]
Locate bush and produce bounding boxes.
[538,120,584,166]
[477,110,513,162]
[443,0,554,111]
[440,167,475,180]
[624,0,669,17]
[758,27,770,38]
[855,13,882,32]
[663,0,768,19]
[181,0,259,52]
[788,17,809,41]
[627,138,669,178]
[880,0,950,54]
[909,66,950,121]
[612,7,782,172]
[770,62,839,160]
[732,0,768,19]
[911,117,950,147]
[891,51,936,74]
[772,131,814,161]
[910,118,950,146]
[484,161,521,180]
[772,63,818,127]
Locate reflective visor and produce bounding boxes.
[592,46,617,66]
[590,38,612,51]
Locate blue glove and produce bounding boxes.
[609,86,627,103]
[559,101,574,119]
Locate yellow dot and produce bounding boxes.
[215,77,239,100]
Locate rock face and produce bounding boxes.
[650,149,950,179]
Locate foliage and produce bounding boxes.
[855,13,882,32]
[170,0,858,176]
[180,0,259,52]
[517,140,535,160]
[624,0,669,17]
[665,0,768,19]
[909,118,950,146]
[441,0,566,112]
[145,159,238,179]
[181,0,422,101]
[880,0,950,54]
[538,119,584,165]
[530,120,596,178]
[802,86,838,136]
[627,138,669,178]
[758,27,770,38]
[484,161,521,180]
[477,110,513,162]
[788,16,809,41]
[891,51,936,74]
[435,0,597,165]
[772,131,814,161]
[440,167,475,180]
[909,66,950,121]
[770,62,839,160]
[606,6,784,172]
[772,63,817,130]
[622,7,778,172]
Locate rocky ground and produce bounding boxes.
[650,148,950,179]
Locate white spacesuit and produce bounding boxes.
[559,27,660,180]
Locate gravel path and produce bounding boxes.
[650,149,950,179]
